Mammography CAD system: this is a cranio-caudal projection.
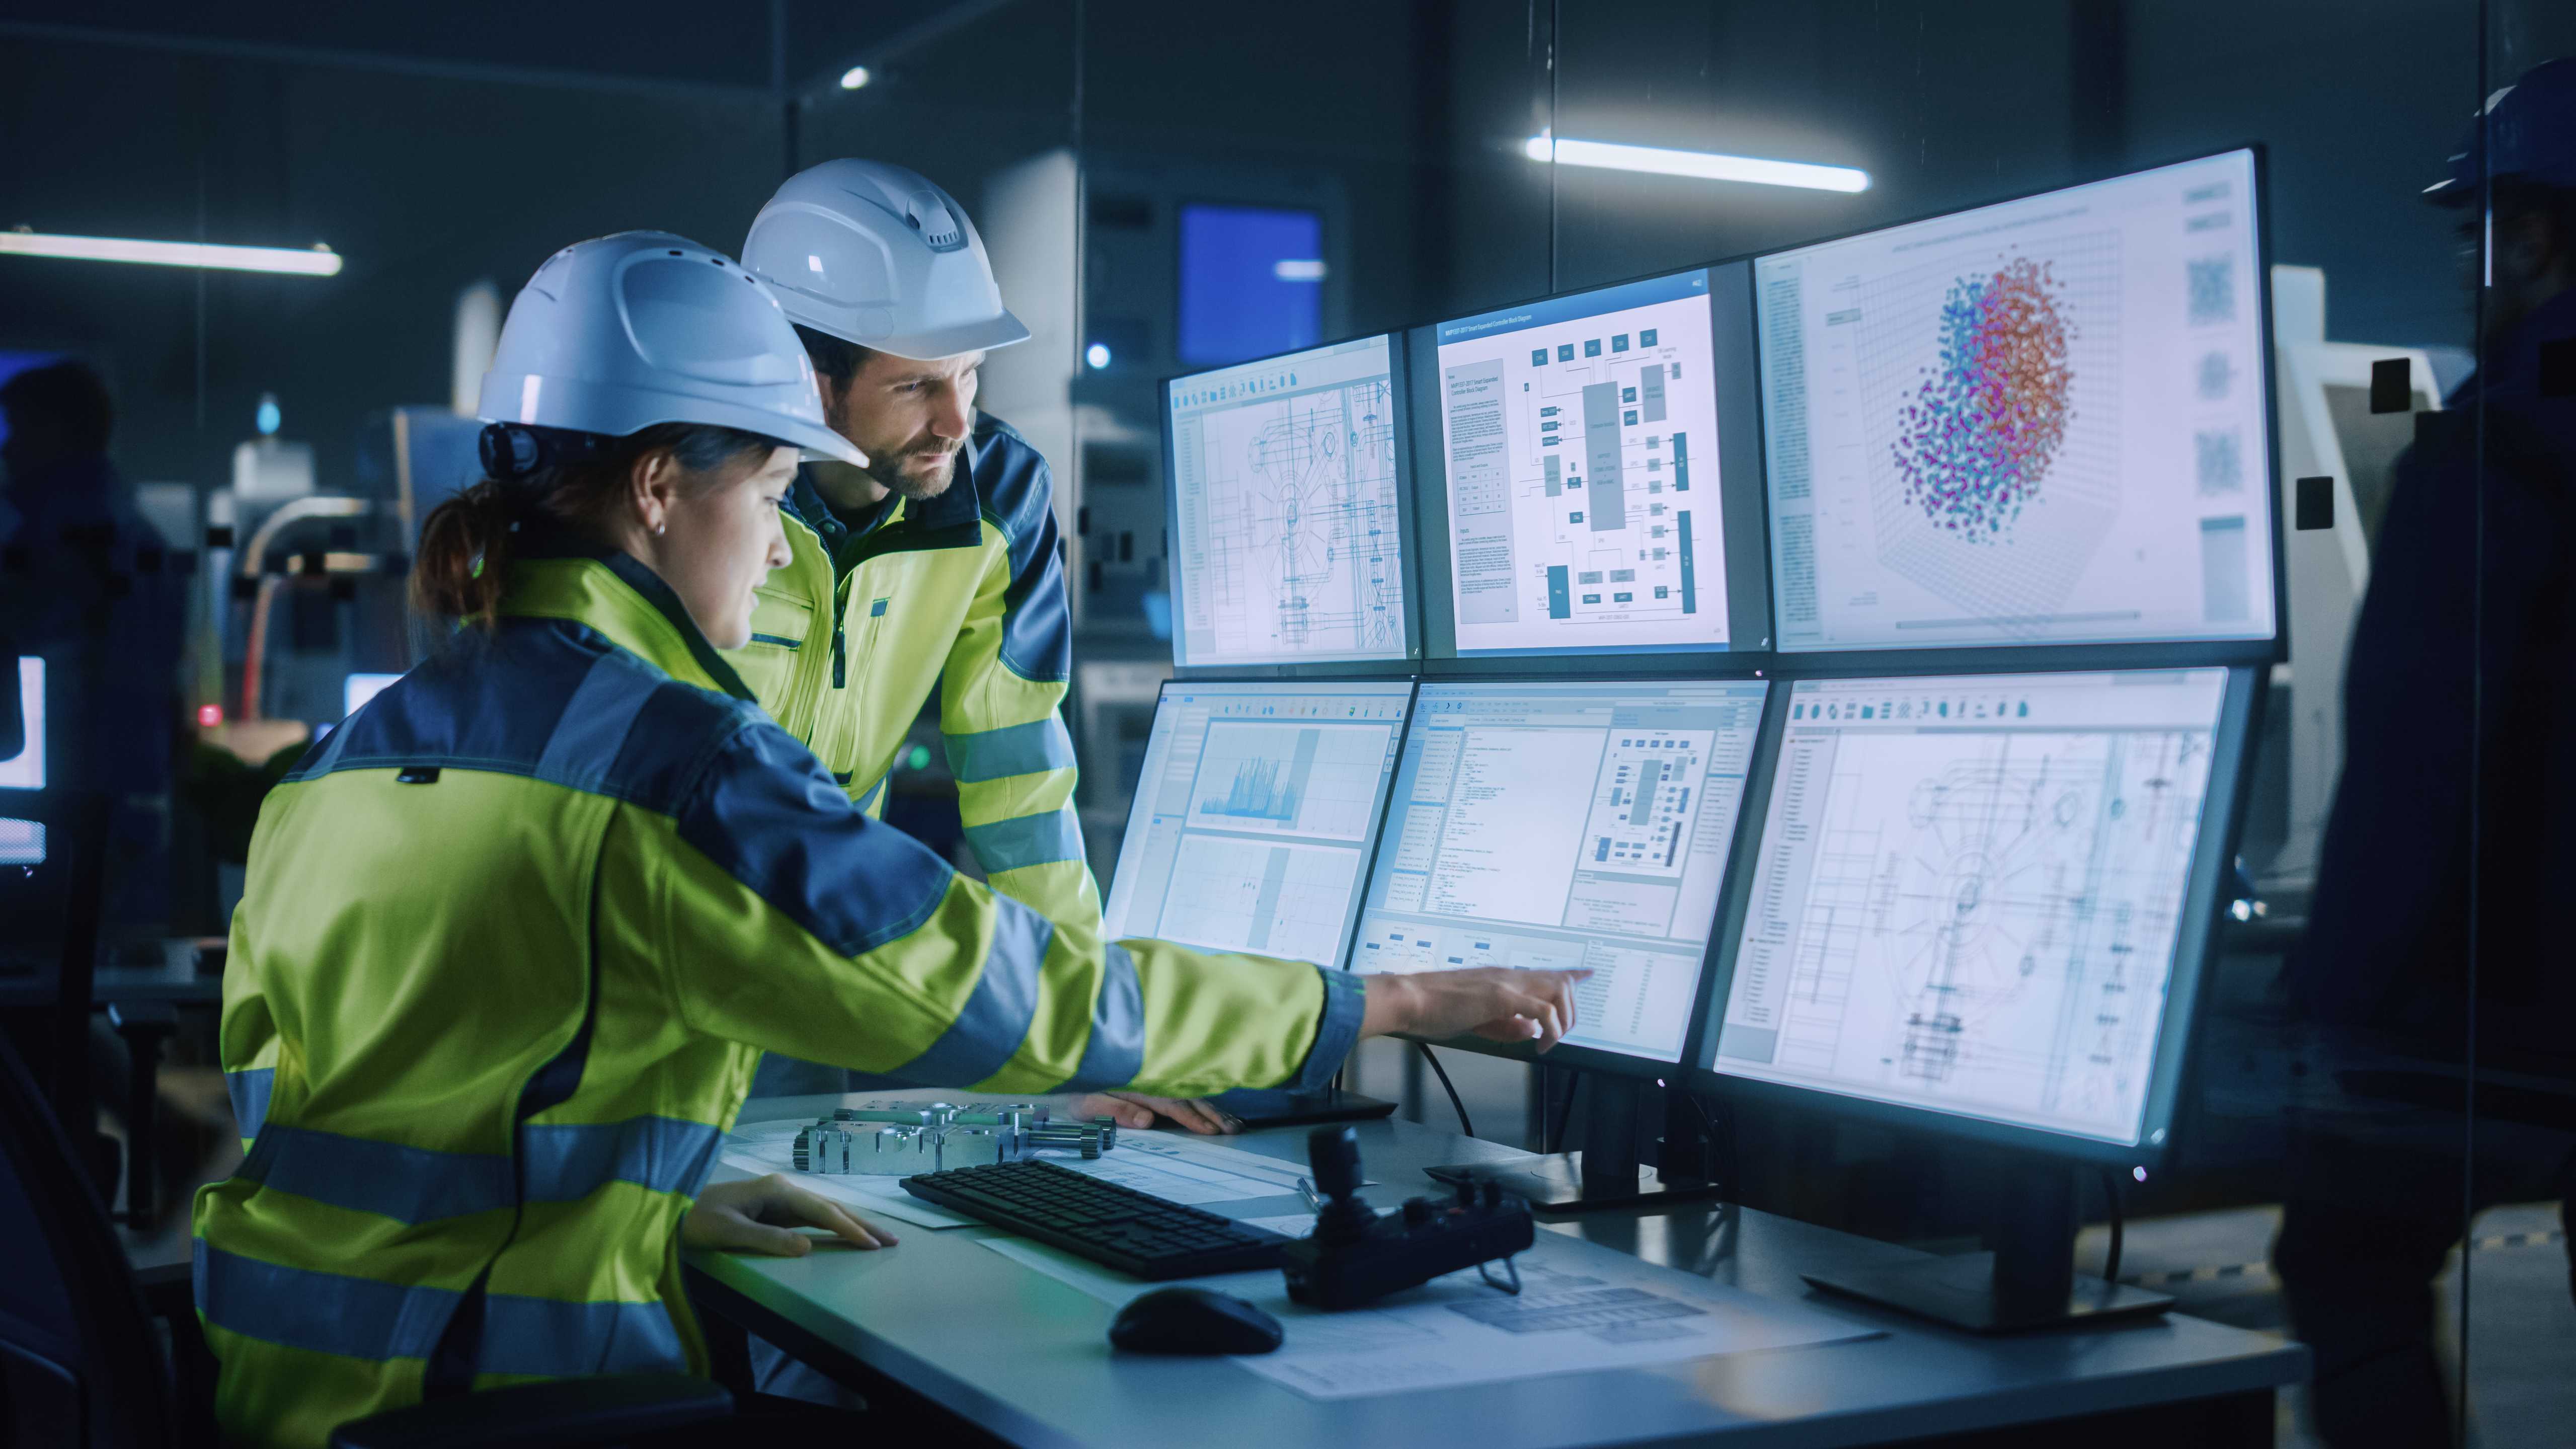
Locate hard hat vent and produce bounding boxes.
[903,191,968,253]
[619,256,805,386]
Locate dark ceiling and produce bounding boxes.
[0,2,992,96]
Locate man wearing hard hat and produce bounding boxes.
[2275,56,2576,1449]
[731,162,1229,1132]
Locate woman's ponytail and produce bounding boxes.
[409,479,523,627]
[408,421,777,630]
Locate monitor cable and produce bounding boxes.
[2100,1168,2126,1286]
[1549,1070,1579,1156]
[1414,1042,1475,1140]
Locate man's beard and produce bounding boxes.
[863,442,961,501]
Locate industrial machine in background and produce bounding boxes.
[981,151,1347,891]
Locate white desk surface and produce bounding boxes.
[689,1092,2305,1448]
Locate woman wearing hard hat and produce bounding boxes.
[190,231,1583,1449]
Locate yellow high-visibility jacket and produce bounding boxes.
[193,545,1361,1449]
[723,413,1097,937]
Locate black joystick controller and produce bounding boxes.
[1281,1126,1535,1311]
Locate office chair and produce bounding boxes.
[0,1033,735,1448]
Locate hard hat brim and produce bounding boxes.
[797,307,1033,363]
[480,370,870,469]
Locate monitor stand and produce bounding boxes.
[1205,1085,1397,1130]
[1422,1075,1724,1216]
[1802,1151,2174,1333]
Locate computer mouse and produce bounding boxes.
[1107,1286,1284,1355]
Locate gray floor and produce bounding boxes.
[2071,1202,2573,1448]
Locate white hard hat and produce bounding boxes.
[742,159,1031,361]
[477,231,867,467]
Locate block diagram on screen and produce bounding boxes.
[1352,683,1766,1061]
[1719,672,2226,1141]
[1438,273,1731,653]
[1579,729,1712,877]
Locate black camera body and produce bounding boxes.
[1280,1126,1535,1311]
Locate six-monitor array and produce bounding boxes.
[1140,148,2276,1164]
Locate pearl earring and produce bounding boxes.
[653,521,666,536]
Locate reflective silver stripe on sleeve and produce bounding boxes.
[961,806,1085,873]
[1054,942,1144,1091]
[945,716,1075,783]
[225,1067,273,1140]
[890,897,1052,1087]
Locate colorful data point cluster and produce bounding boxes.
[1891,255,2075,542]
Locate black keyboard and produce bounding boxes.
[903,1159,1293,1280]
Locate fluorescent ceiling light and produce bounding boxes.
[1523,134,1868,193]
[1272,259,1328,282]
[0,231,343,275]
[840,65,871,90]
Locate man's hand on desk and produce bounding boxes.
[1363,967,1591,1050]
[683,1174,899,1255]
[1068,1093,1242,1134]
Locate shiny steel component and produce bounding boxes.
[791,1101,1119,1175]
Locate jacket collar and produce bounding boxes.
[783,428,985,555]
[496,533,756,703]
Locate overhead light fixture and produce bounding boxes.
[1084,342,1112,370]
[0,230,344,275]
[839,65,872,90]
[1273,259,1328,282]
[1523,134,1868,194]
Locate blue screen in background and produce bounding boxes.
[0,352,70,452]
[1178,204,1323,366]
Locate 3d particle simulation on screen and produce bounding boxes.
[1889,256,2075,543]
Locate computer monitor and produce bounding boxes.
[1350,678,1770,1069]
[0,658,43,793]
[1102,679,1414,969]
[1416,263,1772,659]
[1757,148,2278,655]
[1703,666,2248,1162]
[1162,335,1413,668]
[1177,203,1326,367]
[0,657,43,866]
[344,672,403,720]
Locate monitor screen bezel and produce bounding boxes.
[1105,676,1421,973]
[1749,143,2287,671]
[1410,260,1776,672]
[1685,660,2263,1169]
[1355,671,1775,1081]
[1159,330,1424,677]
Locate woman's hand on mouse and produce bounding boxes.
[1359,967,1591,1051]
[682,1174,897,1256]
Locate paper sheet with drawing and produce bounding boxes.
[981,1226,1877,1400]
[725,1124,1319,1229]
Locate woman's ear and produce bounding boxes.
[629,448,681,537]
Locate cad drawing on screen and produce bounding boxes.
[1774,720,2210,1133]
[1194,376,1402,658]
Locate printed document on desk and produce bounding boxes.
[984,1226,1877,1400]
[1043,1131,1325,1205]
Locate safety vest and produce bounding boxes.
[723,413,1099,938]
[195,545,1361,1448]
